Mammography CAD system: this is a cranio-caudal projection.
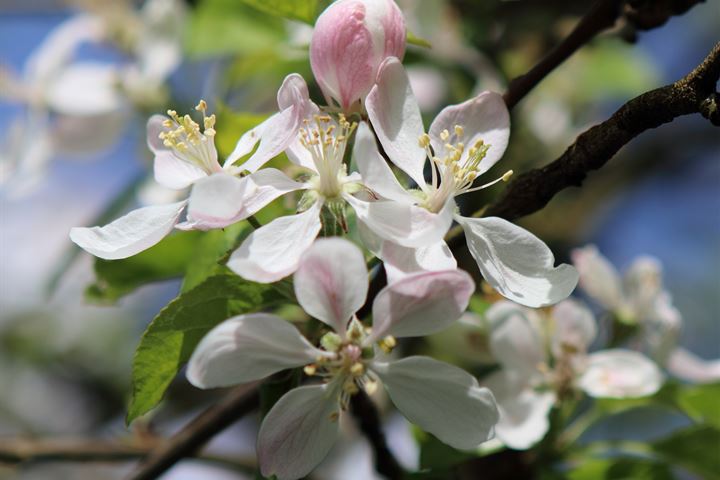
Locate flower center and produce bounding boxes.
[418,125,512,213]
[303,319,396,410]
[299,114,357,199]
[158,100,220,174]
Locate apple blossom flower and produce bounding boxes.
[572,245,720,383]
[310,0,405,112]
[483,299,663,450]
[69,71,309,259]
[186,238,498,480]
[184,77,453,283]
[358,57,578,308]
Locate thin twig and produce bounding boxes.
[503,0,624,109]
[484,42,720,221]
[0,437,255,470]
[128,382,259,480]
[350,391,405,480]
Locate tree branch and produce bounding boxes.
[128,382,259,480]
[350,391,405,480]
[503,0,624,109]
[485,42,720,221]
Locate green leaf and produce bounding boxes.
[181,223,248,292]
[652,425,720,480]
[86,231,203,304]
[407,30,432,49]
[237,0,331,24]
[127,273,283,423]
[675,382,720,429]
[564,458,673,480]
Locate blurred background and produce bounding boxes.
[0,0,718,479]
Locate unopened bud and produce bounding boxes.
[310,0,406,112]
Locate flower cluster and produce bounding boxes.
[66,0,598,478]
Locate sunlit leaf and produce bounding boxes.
[675,382,720,429]
[127,272,285,423]
[237,0,331,24]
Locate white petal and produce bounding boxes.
[345,193,453,248]
[258,384,340,480]
[294,238,368,335]
[372,356,498,450]
[153,151,208,190]
[571,245,624,311]
[459,216,578,308]
[69,201,186,260]
[579,349,663,399]
[624,255,664,317]
[369,269,474,342]
[428,91,510,175]
[483,371,555,450]
[357,223,457,284]
[486,301,547,377]
[353,121,415,204]
[227,201,322,283]
[666,347,720,384]
[366,57,427,188]
[551,299,597,354]
[383,241,456,284]
[186,314,324,389]
[185,169,304,230]
[45,63,122,116]
[226,74,313,172]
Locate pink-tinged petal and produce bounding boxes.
[187,313,324,389]
[258,384,340,480]
[551,299,597,355]
[484,371,555,450]
[372,356,498,449]
[225,74,313,172]
[69,201,187,260]
[310,0,405,110]
[579,349,663,399]
[345,193,453,248]
[428,91,510,175]
[486,301,547,377]
[366,57,427,188]
[185,169,305,230]
[146,114,168,153]
[353,121,415,203]
[369,269,474,342]
[153,151,207,190]
[459,216,578,308]
[666,348,720,384]
[294,238,368,335]
[227,201,322,283]
[571,245,624,311]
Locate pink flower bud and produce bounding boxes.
[310,0,405,111]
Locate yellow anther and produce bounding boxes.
[379,335,397,354]
[454,125,464,137]
[304,365,317,376]
[364,379,379,395]
[440,129,450,141]
[350,363,365,376]
[502,170,514,182]
[195,99,207,112]
[162,119,173,128]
